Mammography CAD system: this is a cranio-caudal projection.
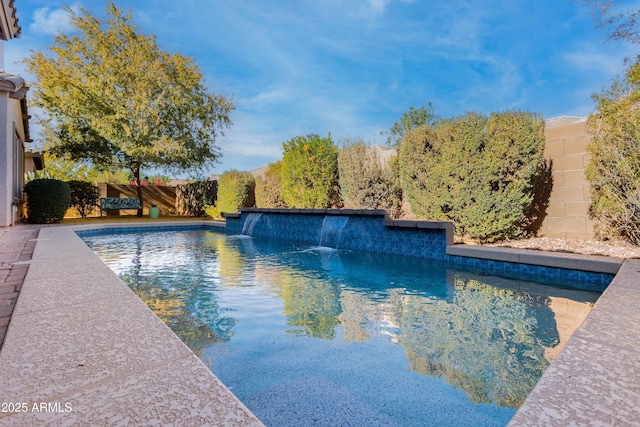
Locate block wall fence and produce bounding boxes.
[538,116,595,240]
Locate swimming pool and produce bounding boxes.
[81,228,598,427]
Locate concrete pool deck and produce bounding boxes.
[0,221,638,425]
[0,223,263,426]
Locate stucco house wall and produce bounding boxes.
[0,0,32,227]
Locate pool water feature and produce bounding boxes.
[81,229,598,427]
[319,215,349,248]
[242,212,263,236]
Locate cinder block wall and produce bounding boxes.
[539,116,596,240]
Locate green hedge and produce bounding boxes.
[400,110,545,242]
[24,179,71,223]
[217,170,255,214]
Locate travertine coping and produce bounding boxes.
[0,220,637,426]
[0,222,263,426]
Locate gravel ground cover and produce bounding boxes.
[485,237,640,259]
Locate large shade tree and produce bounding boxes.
[25,3,234,215]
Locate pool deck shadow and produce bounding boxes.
[0,221,638,426]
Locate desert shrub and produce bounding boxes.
[338,139,402,212]
[67,180,100,217]
[203,204,222,220]
[400,110,545,242]
[217,170,255,214]
[175,180,217,216]
[281,134,340,208]
[24,179,71,223]
[255,161,287,208]
[586,67,640,244]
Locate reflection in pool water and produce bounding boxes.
[82,229,598,427]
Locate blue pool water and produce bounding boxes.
[81,229,599,427]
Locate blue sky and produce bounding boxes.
[5,0,634,177]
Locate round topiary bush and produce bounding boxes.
[24,179,71,223]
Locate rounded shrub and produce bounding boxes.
[24,179,71,223]
[255,161,287,208]
[338,139,402,212]
[67,180,100,218]
[399,110,545,243]
[217,170,256,214]
[280,134,340,208]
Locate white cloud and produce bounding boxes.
[564,50,627,78]
[368,0,389,14]
[29,4,80,36]
[242,87,292,110]
[365,0,416,16]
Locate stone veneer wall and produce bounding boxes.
[225,209,613,291]
[539,117,596,239]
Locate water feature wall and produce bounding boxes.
[224,208,615,292]
[227,208,453,259]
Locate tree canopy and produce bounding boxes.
[25,2,233,214]
[580,0,640,46]
[383,103,439,148]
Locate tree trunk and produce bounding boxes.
[133,166,144,217]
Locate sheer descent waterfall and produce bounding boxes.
[242,213,263,236]
[319,216,349,248]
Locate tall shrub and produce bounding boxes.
[67,180,100,217]
[338,139,401,212]
[281,134,340,208]
[175,180,217,216]
[586,67,640,243]
[217,170,255,214]
[24,179,71,223]
[400,110,545,242]
[255,161,287,208]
